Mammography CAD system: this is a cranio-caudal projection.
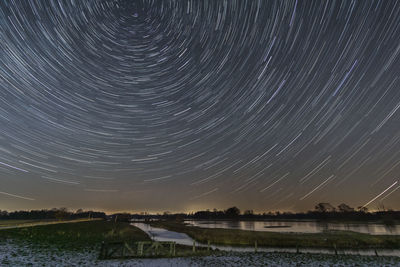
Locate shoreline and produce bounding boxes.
[177,218,400,224]
[148,220,400,250]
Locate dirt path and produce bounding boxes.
[0,218,102,230]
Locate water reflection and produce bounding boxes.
[131,222,197,246]
[184,220,400,235]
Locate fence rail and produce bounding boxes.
[99,241,177,259]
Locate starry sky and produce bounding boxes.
[1,0,400,213]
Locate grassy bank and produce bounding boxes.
[150,221,400,249]
[0,220,150,251]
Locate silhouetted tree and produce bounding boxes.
[377,203,387,212]
[315,203,335,212]
[357,206,368,213]
[243,210,254,217]
[225,206,240,218]
[55,207,69,220]
[0,210,8,219]
[338,203,354,212]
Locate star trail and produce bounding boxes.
[1,0,400,213]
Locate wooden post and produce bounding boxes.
[254,240,258,253]
[169,242,174,256]
[173,242,176,256]
[333,243,337,255]
[192,241,196,252]
[375,249,379,257]
[137,242,143,256]
[207,240,210,251]
[296,244,299,254]
[99,241,106,259]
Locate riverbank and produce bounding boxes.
[182,219,400,235]
[149,221,400,249]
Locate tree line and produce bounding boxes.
[131,203,400,223]
[0,208,106,220]
[1,203,399,223]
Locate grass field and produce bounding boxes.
[150,221,400,249]
[0,220,150,251]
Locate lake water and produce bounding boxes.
[183,220,400,235]
[131,222,400,257]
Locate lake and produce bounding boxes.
[183,220,400,235]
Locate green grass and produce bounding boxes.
[0,220,151,251]
[150,221,400,249]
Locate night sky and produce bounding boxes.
[1,0,400,213]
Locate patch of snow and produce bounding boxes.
[1,240,399,266]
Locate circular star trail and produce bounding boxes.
[1,0,400,212]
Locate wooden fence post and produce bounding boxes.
[207,240,210,251]
[137,242,143,256]
[255,240,258,253]
[333,243,337,255]
[99,240,186,259]
[193,241,196,252]
[99,241,106,259]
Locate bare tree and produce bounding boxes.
[315,203,336,212]
[357,206,368,213]
[243,209,254,216]
[337,203,354,212]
